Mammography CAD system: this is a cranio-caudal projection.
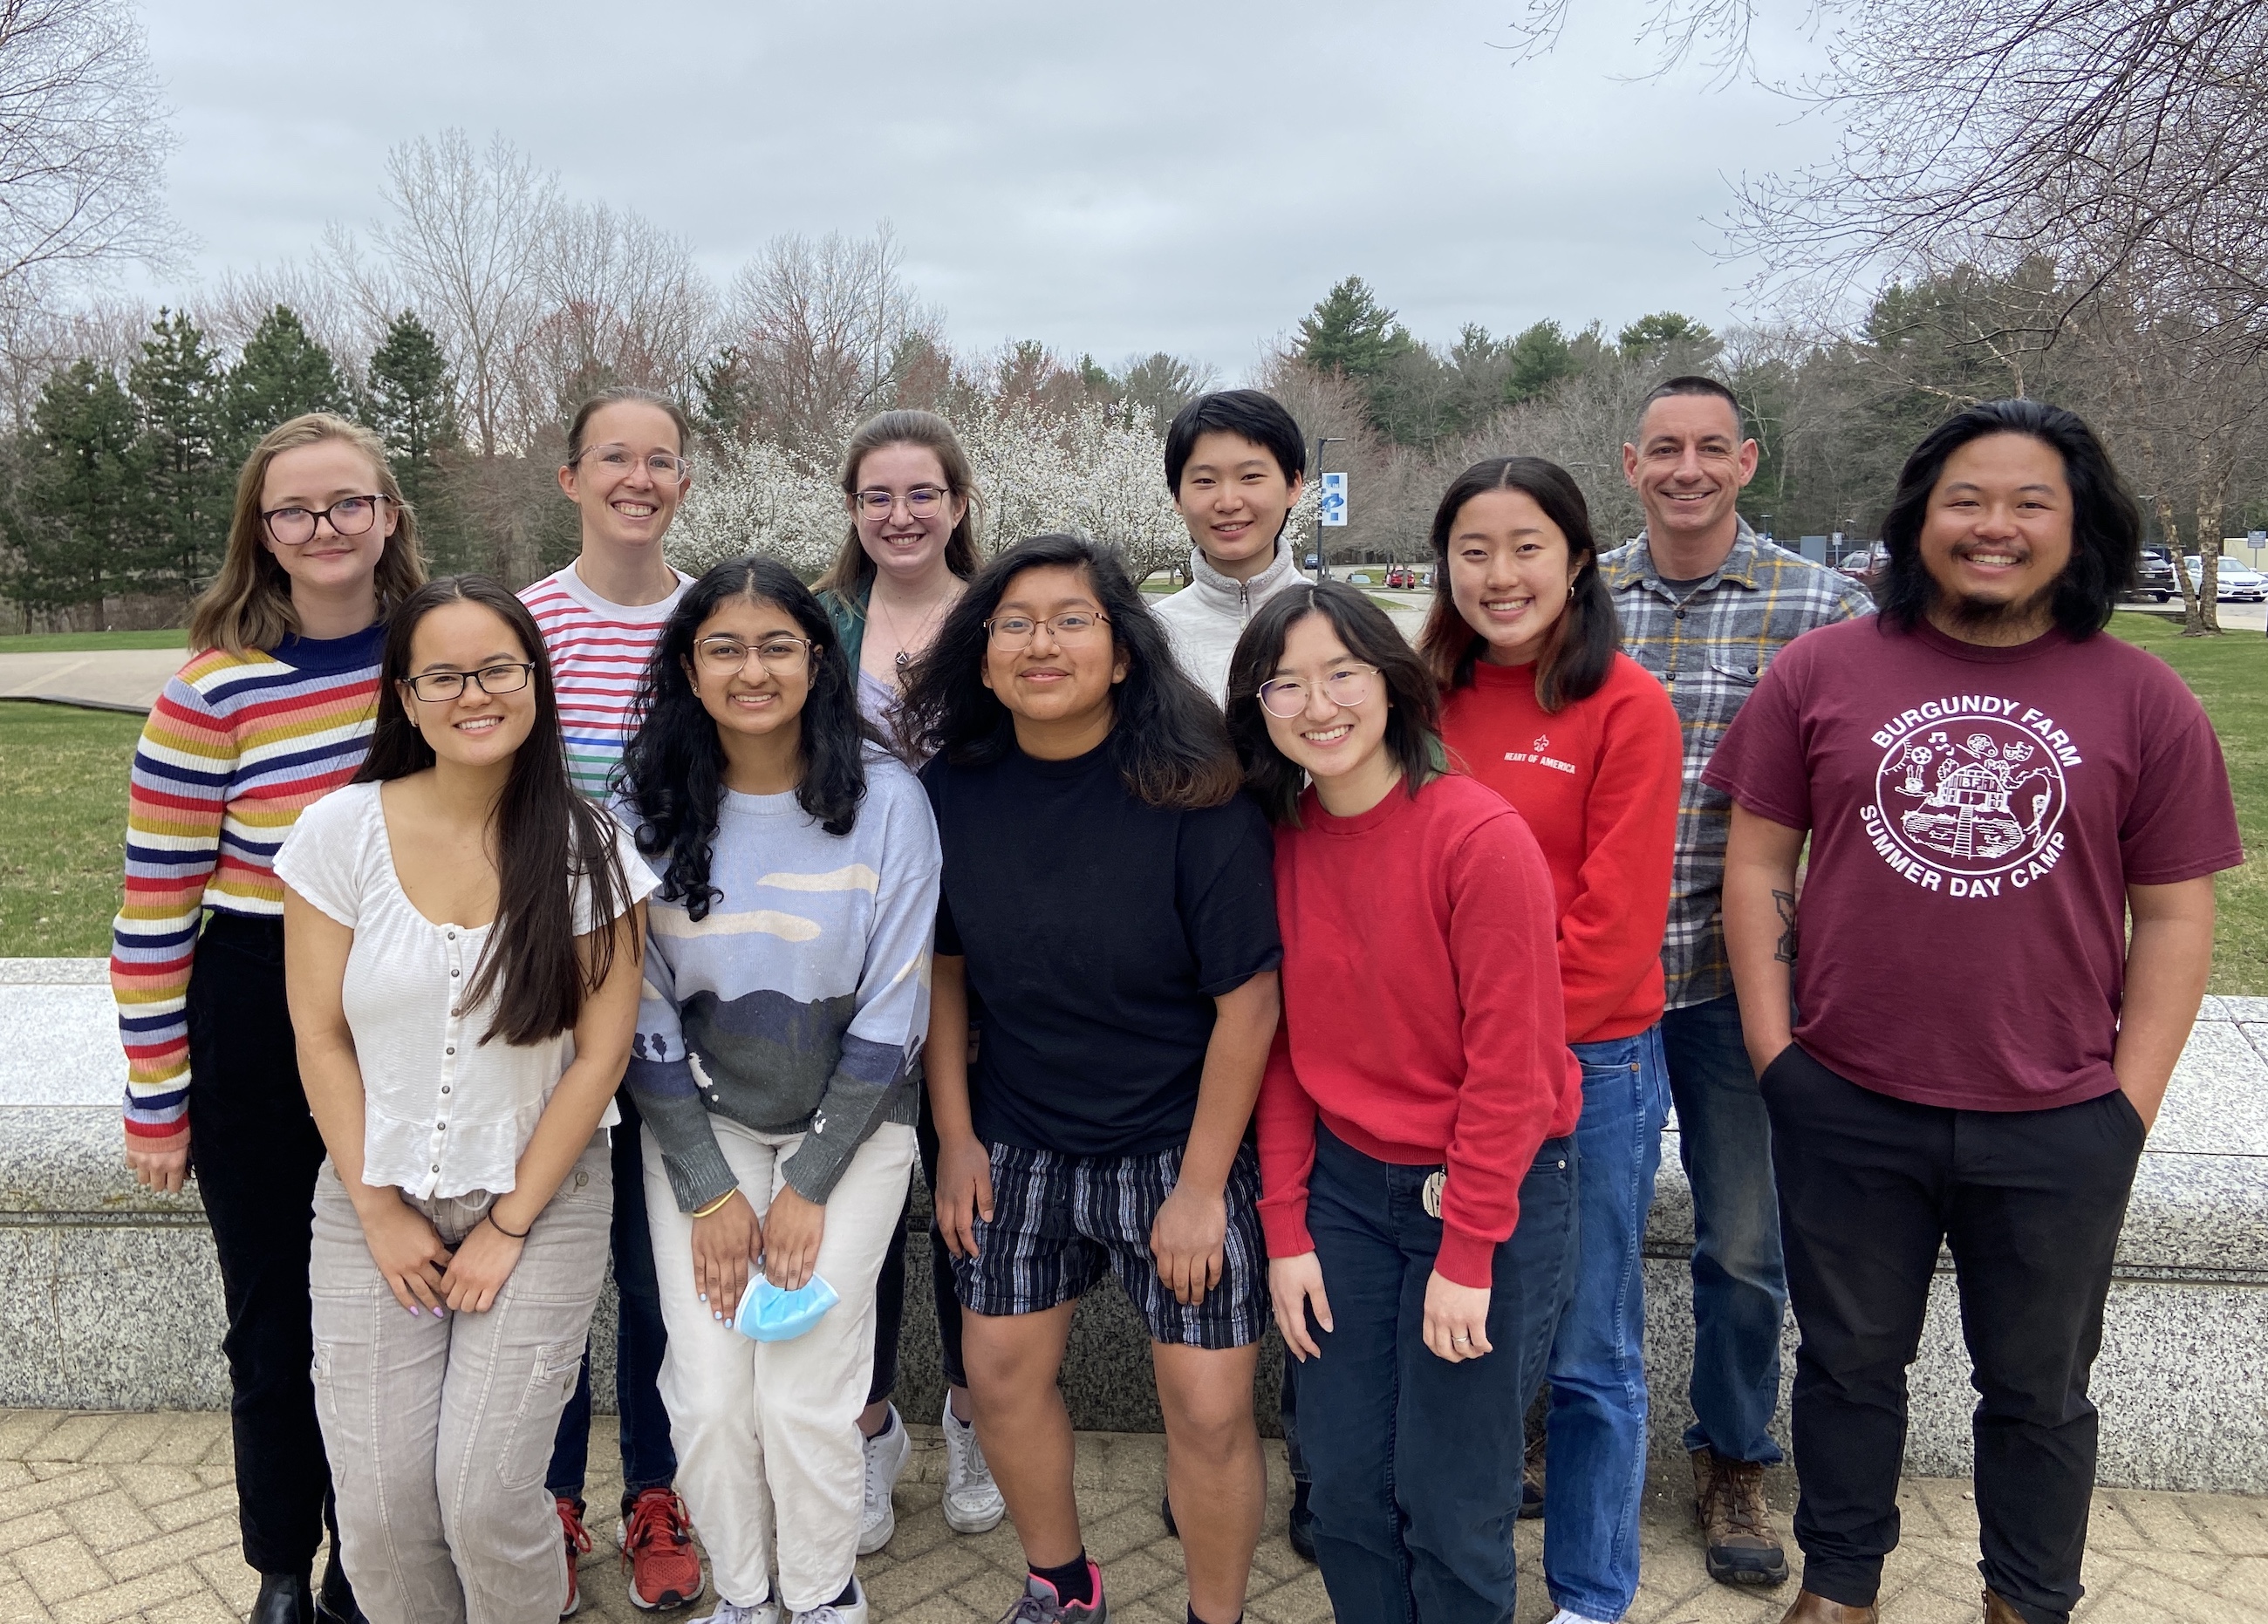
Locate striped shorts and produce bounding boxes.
[954,1139,1269,1349]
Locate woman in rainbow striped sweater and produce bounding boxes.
[111,414,426,1624]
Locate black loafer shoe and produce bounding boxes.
[1288,1480,1316,1563]
[251,1573,313,1624]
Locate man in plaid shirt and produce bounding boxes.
[1600,377,1875,1593]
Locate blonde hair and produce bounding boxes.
[188,414,428,654]
[814,409,984,599]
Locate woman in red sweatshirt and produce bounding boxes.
[1226,581,1581,1624]
[1422,456,1682,1624]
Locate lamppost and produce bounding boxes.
[1314,436,1345,580]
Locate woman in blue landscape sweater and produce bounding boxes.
[615,556,941,1624]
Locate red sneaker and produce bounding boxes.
[556,1497,593,1619]
[618,1486,704,1611]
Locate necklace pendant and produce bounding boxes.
[894,651,911,670]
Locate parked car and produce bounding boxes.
[2184,557,2268,602]
[1345,572,1374,585]
[1383,566,1416,588]
[1836,542,1889,585]
[2134,550,2177,601]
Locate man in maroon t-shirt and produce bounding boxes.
[1707,400,2240,1624]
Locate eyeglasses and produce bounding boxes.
[854,485,948,519]
[984,611,1111,649]
[1257,665,1379,719]
[262,495,392,547]
[403,661,536,703]
[694,634,814,675]
[578,446,691,480]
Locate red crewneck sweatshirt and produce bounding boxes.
[1440,652,1682,1043]
[1255,773,1582,1287]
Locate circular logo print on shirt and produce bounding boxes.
[1871,714,2068,878]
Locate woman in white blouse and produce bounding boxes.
[278,575,654,1624]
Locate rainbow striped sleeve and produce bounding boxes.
[109,638,381,1150]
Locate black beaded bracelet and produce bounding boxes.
[485,1210,531,1240]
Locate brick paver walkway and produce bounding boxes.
[0,1410,2260,1623]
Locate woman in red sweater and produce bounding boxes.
[1422,456,1682,1624]
[1226,581,1581,1624]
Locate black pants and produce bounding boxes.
[1761,1043,2145,1624]
[185,914,339,1576]
[869,1090,967,1402]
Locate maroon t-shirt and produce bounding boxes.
[1704,616,2242,1111]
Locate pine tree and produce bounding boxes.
[8,362,147,622]
[366,310,469,569]
[128,310,229,602]
[1295,277,1413,379]
[221,305,350,463]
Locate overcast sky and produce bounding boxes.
[140,0,1841,377]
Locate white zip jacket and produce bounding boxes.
[1152,542,1312,706]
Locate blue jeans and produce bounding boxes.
[1543,1027,1670,1621]
[1658,993,1786,1465]
[1299,1124,1578,1624]
[546,1092,679,1504]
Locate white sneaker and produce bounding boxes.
[691,1600,780,1624]
[1547,1610,1615,1624]
[792,1576,870,1624]
[940,1396,1007,1534]
[857,1405,911,1555]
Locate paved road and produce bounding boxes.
[0,650,183,713]
[0,1409,2258,1623]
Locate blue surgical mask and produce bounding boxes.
[732,1272,840,1342]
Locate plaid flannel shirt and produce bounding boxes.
[1600,520,1877,1008]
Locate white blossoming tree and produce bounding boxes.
[670,393,1316,586]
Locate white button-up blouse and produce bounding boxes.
[275,781,658,1200]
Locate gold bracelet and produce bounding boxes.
[691,1189,737,1219]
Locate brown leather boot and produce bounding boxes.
[1777,1593,1879,1623]
[1982,1589,2026,1623]
[1693,1445,1791,1586]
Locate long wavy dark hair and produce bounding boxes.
[1877,399,2139,637]
[898,533,1241,810]
[1226,582,1445,828]
[618,556,874,923]
[1418,456,1618,712]
[356,576,632,1047]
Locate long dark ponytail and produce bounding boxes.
[618,556,874,922]
[357,575,633,1047]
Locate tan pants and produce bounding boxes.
[310,1136,611,1624]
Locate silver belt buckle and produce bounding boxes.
[1421,1169,1446,1219]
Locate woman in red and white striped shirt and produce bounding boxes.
[516,386,707,1614]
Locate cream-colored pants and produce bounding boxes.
[646,1118,915,1612]
[310,1136,611,1624]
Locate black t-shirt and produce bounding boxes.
[922,739,1281,1158]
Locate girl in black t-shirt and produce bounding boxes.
[898,534,1282,1624]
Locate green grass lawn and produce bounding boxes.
[2105,612,2268,994]
[3,612,2265,992]
[0,629,186,653]
[0,701,142,957]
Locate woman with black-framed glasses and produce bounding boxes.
[110,413,427,1624]
[280,574,651,1624]
[613,556,940,1624]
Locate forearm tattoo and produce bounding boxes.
[1773,889,1799,966]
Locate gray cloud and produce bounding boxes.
[141,0,1839,372]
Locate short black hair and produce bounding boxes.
[1634,375,1745,440]
[1226,582,1445,828]
[1164,389,1307,493]
[1875,399,2139,638]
